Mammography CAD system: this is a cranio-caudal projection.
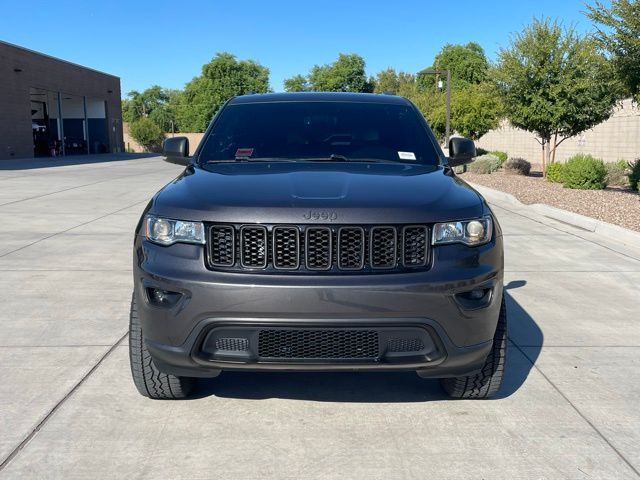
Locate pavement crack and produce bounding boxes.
[0,331,129,472]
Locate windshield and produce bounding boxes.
[198,101,440,164]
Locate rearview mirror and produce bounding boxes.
[162,137,190,166]
[448,137,476,167]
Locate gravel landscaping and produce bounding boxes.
[459,166,640,232]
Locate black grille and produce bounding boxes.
[306,227,332,270]
[240,226,267,268]
[207,224,429,273]
[370,227,397,269]
[209,225,235,266]
[215,337,249,351]
[387,337,425,352]
[273,227,299,269]
[258,329,379,359]
[402,226,428,267]
[338,227,365,270]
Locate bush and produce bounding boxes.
[605,160,630,187]
[562,154,607,190]
[475,147,489,156]
[468,154,501,174]
[503,157,531,175]
[629,159,640,192]
[546,162,565,183]
[489,150,508,166]
[129,118,164,152]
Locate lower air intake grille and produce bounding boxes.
[387,338,425,352]
[215,337,249,351]
[258,329,379,359]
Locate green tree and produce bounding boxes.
[587,0,640,102]
[417,42,489,90]
[151,89,182,132]
[122,86,179,132]
[283,74,309,92]
[372,68,415,94]
[494,18,617,173]
[451,83,503,139]
[402,82,501,141]
[176,52,270,132]
[284,53,373,93]
[397,42,500,142]
[129,117,164,151]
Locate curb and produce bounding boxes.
[469,182,640,248]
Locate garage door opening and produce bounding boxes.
[29,88,110,157]
[30,87,59,157]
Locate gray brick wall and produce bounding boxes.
[476,98,640,164]
[0,41,122,160]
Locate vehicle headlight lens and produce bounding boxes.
[433,216,492,246]
[145,215,205,246]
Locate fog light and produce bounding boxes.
[455,287,492,309]
[146,287,182,307]
[468,288,485,300]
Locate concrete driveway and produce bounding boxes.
[0,155,639,479]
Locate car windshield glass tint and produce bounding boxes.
[199,101,439,165]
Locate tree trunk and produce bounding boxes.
[544,140,552,176]
[539,136,552,177]
[551,133,558,163]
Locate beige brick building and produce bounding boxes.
[476,98,640,164]
[0,41,123,160]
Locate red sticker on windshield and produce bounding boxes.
[235,148,254,158]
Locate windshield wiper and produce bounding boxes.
[299,155,394,163]
[205,155,398,164]
[205,157,297,164]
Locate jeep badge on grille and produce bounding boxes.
[303,210,338,221]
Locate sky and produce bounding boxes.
[1,0,596,96]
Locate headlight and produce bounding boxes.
[144,215,205,246]
[432,216,492,246]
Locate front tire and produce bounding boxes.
[129,293,196,399]
[440,297,507,399]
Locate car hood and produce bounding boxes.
[151,162,484,224]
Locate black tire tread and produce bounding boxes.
[440,297,507,399]
[129,293,195,399]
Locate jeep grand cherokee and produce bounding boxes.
[129,92,506,400]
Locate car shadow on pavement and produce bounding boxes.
[0,153,157,170]
[192,281,543,403]
[496,282,544,399]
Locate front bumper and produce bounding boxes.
[134,233,503,378]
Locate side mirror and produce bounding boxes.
[162,137,190,166]
[448,137,476,167]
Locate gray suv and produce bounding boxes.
[129,92,506,400]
